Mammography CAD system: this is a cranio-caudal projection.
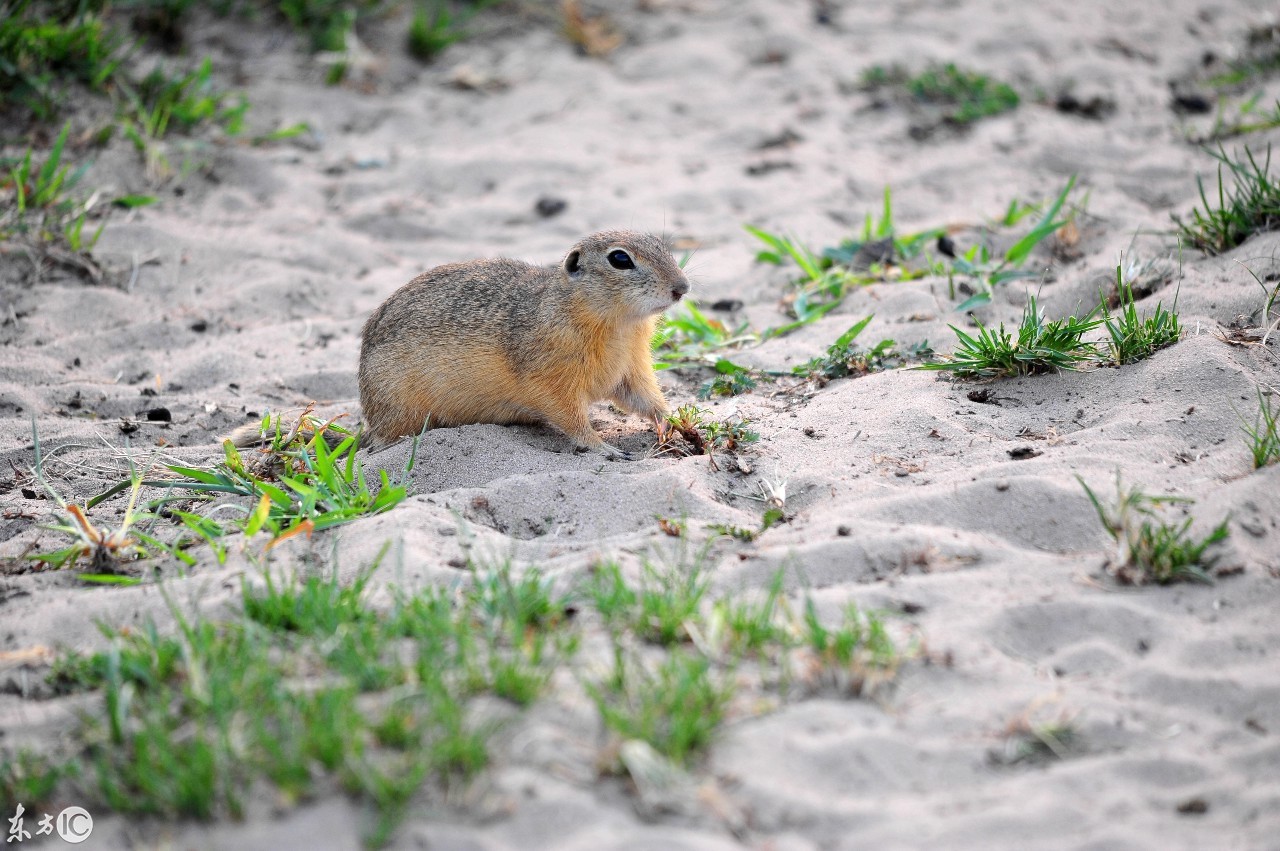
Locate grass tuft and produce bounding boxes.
[652,300,757,370]
[791,314,915,382]
[698,357,758,399]
[660,405,758,462]
[707,506,784,544]
[243,562,375,634]
[1102,265,1182,365]
[1241,388,1280,468]
[588,560,707,646]
[121,56,247,142]
[175,410,411,537]
[407,0,465,61]
[947,176,1080,310]
[0,750,68,810]
[1173,145,1280,254]
[800,599,899,693]
[587,647,733,767]
[1078,474,1230,585]
[919,295,1102,379]
[2,122,107,255]
[0,0,124,119]
[862,62,1019,126]
[707,570,791,656]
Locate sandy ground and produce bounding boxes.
[3,0,1280,848]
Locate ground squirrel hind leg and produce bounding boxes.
[543,404,634,460]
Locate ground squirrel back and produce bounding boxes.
[358,230,690,456]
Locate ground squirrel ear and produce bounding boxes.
[564,249,581,278]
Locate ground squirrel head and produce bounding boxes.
[561,230,689,319]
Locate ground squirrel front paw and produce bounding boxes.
[573,440,636,461]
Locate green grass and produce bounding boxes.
[746,189,944,335]
[790,314,909,382]
[904,63,1019,123]
[697,357,758,399]
[0,0,124,119]
[1173,145,1280,254]
[650,299,767,400]
[0,750,68,810]
[27,410,414,577]
[1205,23,1280,89]
[660,405,759,460]
[707,506,784,544]
[947,176,1080,310]
[707,570,790,656]
[1196,96,1280,143]
[276,0,381,52]
[274,0,490,80]
[407,0,467,61]
[1241,388,1280,468]
[0,1,245,134]
[919,295,1102,379]
[683,181,1072,393]
[862,61,1019,125]
[0,5,247,265]
[745,227,856,337]
[11,546,912,842]
[455,562,576,707]
[800,599,899,692]
[242,561,376,634]
[122,57,247,140]
[821,186,947,271]
[114,56,248,178]
[468,559,569,632]
[27,556,582,846]
[587,647,734,767]
[1102,265,1183,365]
[652,300,758,370]
[163,412,412,537]
[748,178,1079,318]
[588,560,707,646]
[2,122,110,254]
[1079,475,1230,585]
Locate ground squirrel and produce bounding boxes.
[357,230,690,457]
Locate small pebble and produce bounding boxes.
[1176,797,1208,815]
[710,299,744,312]
[535,197,567,217]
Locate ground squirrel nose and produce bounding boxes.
[672,279,689,300]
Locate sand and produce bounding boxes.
[2,0,1280,848]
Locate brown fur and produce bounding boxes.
[357,231,689,455]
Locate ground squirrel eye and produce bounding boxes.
[607,250,635,270]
